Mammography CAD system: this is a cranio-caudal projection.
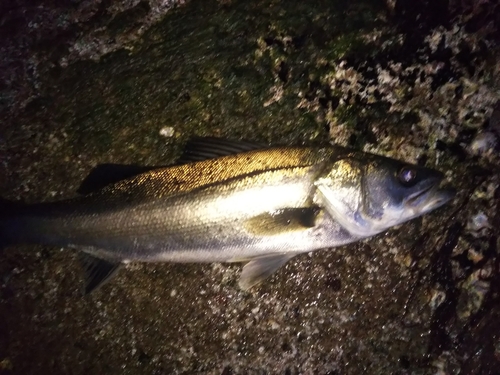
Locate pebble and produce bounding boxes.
[159,127,175,138]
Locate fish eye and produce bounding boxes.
[397,166,417,185]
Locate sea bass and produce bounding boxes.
[0,138,454,293]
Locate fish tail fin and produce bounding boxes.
[0,197,22,249]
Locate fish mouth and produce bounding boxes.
[405,179,455,213]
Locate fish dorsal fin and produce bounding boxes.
[79,253,122,294]
[77,164,159,195]
[244,207,321,236]
[239,253,296,290]
[177,137,267,163]
[77,138,266,194]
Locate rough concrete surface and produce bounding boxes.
[0,0,499,374]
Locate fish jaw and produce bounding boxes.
[404,185,456,216]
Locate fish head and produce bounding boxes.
[315,153,455,238]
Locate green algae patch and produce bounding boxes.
[38,0,389,159]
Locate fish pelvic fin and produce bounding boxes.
[239,253,295,290]
[79,253,122,294]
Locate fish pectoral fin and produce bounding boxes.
[79,253,122,295]
[239,253,295,290]
[177,137,267,163]
[244,207,321,236]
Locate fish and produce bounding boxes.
[0,137,455,294]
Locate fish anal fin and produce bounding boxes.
[79,253,122,294]
[239,253,295,290]
[244,207,321,236]
[177,137,267,163]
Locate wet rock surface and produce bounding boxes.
[0,0,499,374]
